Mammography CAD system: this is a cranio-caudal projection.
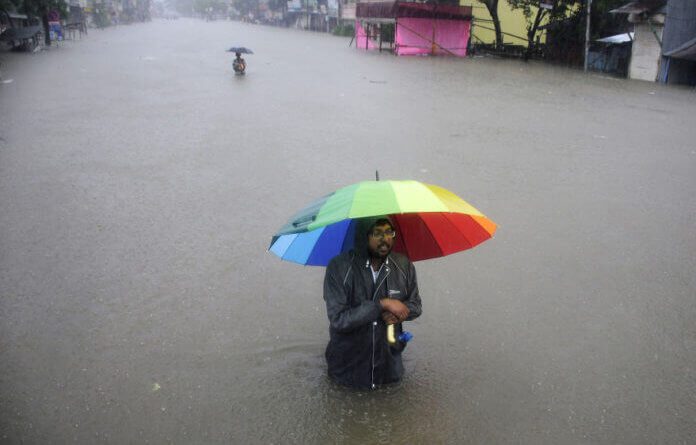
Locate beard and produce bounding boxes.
[369,242,392,259]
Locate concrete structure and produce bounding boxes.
[613,0,696,85]
[630,18,664,81]
[612,1,666,82]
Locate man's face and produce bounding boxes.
[367,223,396,259]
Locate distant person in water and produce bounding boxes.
[233,52,246,74]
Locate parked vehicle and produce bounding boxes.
[0,9,42,51]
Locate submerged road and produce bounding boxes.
[1,18,695,444]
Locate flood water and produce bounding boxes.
[1,19,695,444]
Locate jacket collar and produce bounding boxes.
[352,249,390,271]
[364,256,389,270]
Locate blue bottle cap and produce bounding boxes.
[398,331,413,343]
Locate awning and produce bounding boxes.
[663,36,696,61]
[356,2,472,21]
[596,32,634,43]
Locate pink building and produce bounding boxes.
[355,1,472,56]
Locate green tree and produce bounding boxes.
[507,0,579,58]
[0,0,22,11]
[525,0,631,64]
[477,0,503,49]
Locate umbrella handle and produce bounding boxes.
[386,324,397,344]
[387,324,413,345]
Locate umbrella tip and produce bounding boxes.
[375,170,380,181]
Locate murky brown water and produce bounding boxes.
[1,18,695,444]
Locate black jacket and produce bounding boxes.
[323,250,422,389]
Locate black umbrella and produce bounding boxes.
[227,47,254,54]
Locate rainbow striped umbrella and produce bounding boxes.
[269,180,496,266]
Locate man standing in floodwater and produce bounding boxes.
[323,217,422,389]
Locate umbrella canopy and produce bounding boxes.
[269,180,496,266]
[227,47,254,54]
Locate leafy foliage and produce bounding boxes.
[507,0,579,49]
[0,0,22,12]
[507,0,627,58]
[20,0,67,19]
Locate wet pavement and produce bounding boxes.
[1,18,695,444]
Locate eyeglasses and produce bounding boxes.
[369,229,396,240]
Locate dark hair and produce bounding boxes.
[368,218,393,233]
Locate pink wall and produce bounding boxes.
[395,18,470,57]
[355,20,377,50]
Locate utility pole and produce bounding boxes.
[583,0,592,72]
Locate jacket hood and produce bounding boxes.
[353,215,393,256]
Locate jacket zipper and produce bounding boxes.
[371,264,390,390]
